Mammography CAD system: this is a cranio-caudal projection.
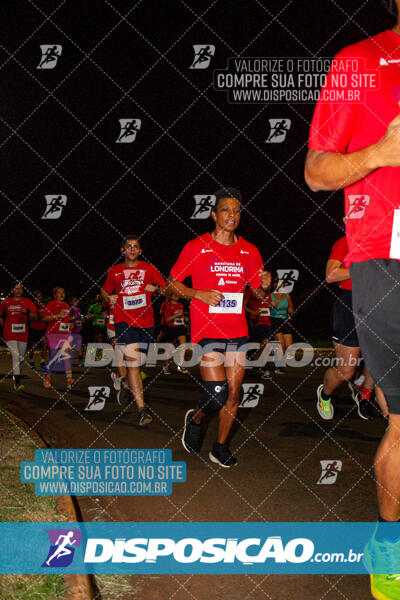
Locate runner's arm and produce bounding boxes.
[244,302,258,316]
[305,109,400,191]
[287,294,294,315]
[251,270,271,300]
[326,258,350,283]
[165,275,223,306]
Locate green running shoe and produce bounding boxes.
[316,384,334,420]
[364,527,400,599]
[369,574,400,599]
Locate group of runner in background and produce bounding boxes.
[0,189,384,457]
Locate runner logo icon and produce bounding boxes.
[346,195,370,219]
[37,45,62,69]
[265,119,291,143]
[190,45,215,69]
[317,460,342,485]
[41,195,67,220]
[240,384,264,408]
[276,269,299,294]
[116,119,142,143]
[191,195,216,219]
[85,386,110,411]
[42,529,82,567]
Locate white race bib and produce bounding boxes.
[209,293,243,314]
[390,209,400,259]
[123,294,147,310]
[174,317,185,326]
[59,322,70,332]
[260,308,270,317]
[109,314,114,325]
[11,323,26,333]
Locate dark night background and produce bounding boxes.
[0,0,394,342]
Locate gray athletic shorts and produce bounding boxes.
[350,259,400,414]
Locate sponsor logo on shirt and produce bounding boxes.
[201,249,213,253]
[379,57,400,66]
[240,250,249,254]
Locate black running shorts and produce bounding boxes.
[330,288,359,348]
[350,259,400,414]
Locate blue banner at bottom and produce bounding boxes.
[1,522,399,574]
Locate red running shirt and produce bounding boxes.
[329,237,352,290]
[102,261,166,328]
[309,30,400,265]
[30,302,46,331]
[244,288,272,326]
[43,300,71,335]
[170,233,263,343]
[164,300,185,327]
[0,297,36,342]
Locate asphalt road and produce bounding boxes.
[0,351,385,600]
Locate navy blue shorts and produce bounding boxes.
[194,336,249,356]
[114,322,154,352]
[250,324,273,342]
[163,326,187,343]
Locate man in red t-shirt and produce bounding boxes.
[42,287,74,390]
[316,236,379,422]
[102,234,167,426]
[244,286,272,377]
[0,282,37,391]
[306,4,400,594]
[167,187,271,468]
[28,290,47,369]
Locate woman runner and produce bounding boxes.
[167,187,270,468]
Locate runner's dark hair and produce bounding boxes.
[121,234,141,247]
[213,187,242,211]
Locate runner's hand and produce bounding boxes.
[108,294,118,306]
[196,289,224,306]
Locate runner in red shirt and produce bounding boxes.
[167,188,271,468]
[305,7,400,594]
[42,287,74,390]
[244,286,272,378]
[162,294,189,375]
[102,234,167,426]
[0,283,37,392]
[316,235,377,421]
[28,290,47,370]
